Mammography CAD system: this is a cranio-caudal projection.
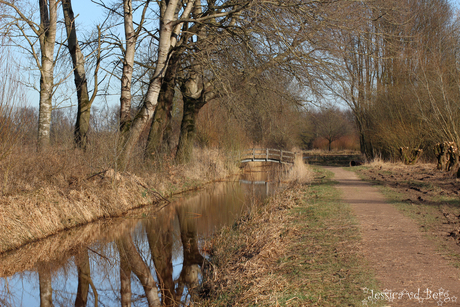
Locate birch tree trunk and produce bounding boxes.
[38,0,57,151]
[145,52,179,159]
[117,0,184,168]
[62,0,93,150]
[119,0,137,133]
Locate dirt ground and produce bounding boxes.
[355,163,460,251]
[327,164,460,307]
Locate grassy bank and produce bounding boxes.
[0,146,238,254]
[198,167,380,306]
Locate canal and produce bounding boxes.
[0,169,284,306]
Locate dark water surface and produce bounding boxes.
[0,171,282,306]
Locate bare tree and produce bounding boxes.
[312,106,350,151]
[119,0,150,133]
[145,51,179,159]
[0,0,60,151]
[62,0,101,150]
[0,37,28,159]
[117,0,194,168]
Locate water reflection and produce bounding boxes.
[0,172,282,306]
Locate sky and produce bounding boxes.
[72,1,107,26]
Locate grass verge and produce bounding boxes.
[197,167,380,306]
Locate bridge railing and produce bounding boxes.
[241,148,296,164]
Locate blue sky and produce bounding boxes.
[72,1,108,30]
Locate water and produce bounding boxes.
[0,171,282,306]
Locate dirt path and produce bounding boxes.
[325,166,460,307]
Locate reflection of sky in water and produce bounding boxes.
[1,241,186,306]
[0,176,281,306]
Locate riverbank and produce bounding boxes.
[197,167,380,306]
[0,147,238,254]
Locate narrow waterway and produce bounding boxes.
[0,169,283,306]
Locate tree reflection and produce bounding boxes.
[119,251,132,307]
[146,211,175,306]
[116,233,161,306]
[75,249,96,307]
[1,180,257,306]
[176,206,204,303]
[38,263,53,307]
[144,202,205,306]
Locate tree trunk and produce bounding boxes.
[119,0,136,133]
[145,53,179,159]
[175,96,205,164]
[117,0,185,168]
[62,0,92,150]
[37,0,57,151]
[116,234,161,307]
[75,250,91,307]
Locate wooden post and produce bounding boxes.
[266,148,269,161]
[280,150,283,163]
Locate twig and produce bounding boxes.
[86,170,108,180]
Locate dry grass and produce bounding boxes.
[199,186,300,306]
[365,157,436,173]
[183,147,239,181]
[286,153,313,184]
[0,140,240,254]
[0,163,158,254]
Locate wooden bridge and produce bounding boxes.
[241,148,296,164]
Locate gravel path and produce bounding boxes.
[325,166,460,307]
